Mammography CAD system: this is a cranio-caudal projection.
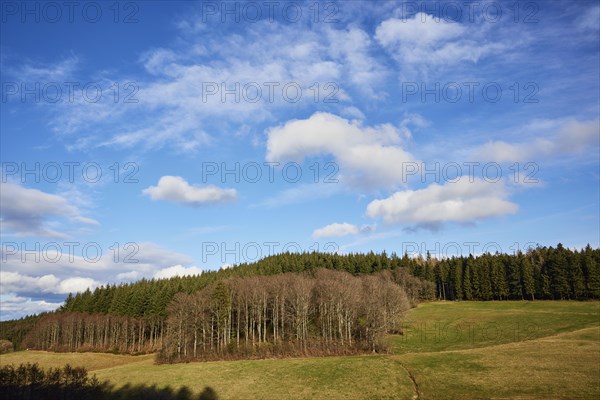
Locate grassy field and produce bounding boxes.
[390,300,600,353]
[1,301,598,399]
[0,350,153,371]
[389,301,600,399]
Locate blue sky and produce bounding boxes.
[1,0,599,320]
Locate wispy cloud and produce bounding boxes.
[0,181,98,239]
[375,12,510,78]
[254,182,343,208]
[472,119,600,163]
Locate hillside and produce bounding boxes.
[1,244,598,357]
[2,301,598,399]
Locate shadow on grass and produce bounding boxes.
[104,383,218,400]
[0,363,218,400]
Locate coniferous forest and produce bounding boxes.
[1,244,598,362]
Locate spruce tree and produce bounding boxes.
[520,255,535,300]
[463,258,474,300]
[491,258,508,300]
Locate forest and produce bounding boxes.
[1,244,598,361]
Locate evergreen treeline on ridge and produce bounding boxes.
[60,244,600,317]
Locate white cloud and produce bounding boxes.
[92,23,348,151]
[127,242,195,270]
[341,106,366,120]
[312,223,360,238]
[0,272,59,294]
[326,27,388,98]
[0,271,98,295]
[402,113,430,129]
[0,182,98,238]
[266,112,416,188]
[0,294,62,321]
[376,13,466,48]
[375,12,507,76]
[366,177,518,227]
[0,241,194,283]
[143,176,237,206]
[41,20,392,153]
[0,241,197,318]
[100,113,212,153]
[8,56,79,82]
[141,48,179,75]
[473,119,599,162]
[153,265,203,280]
[56,277,98,294]
[116,271,141,281]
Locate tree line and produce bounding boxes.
[159,269,413,362]
[426,244,600,301]
[18,269,423,358]
[35,244,600,317]
[1,244,598,355]
[20,312,162,354]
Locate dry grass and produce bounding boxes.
[0,350,153,371]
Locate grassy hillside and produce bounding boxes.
[95,355,414,400]
[2,301,598,399]
[396,326,600,399]
[391,301,600,399]
[391,300,600,353]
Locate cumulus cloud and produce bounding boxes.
[0,272,59,295]
[266,112,416,188]
[313,223,360,238]
[0,182,99,238]
[153,265,203,279]
[116,271,141,281]
[473,119,599,163]
[143,176,237,206]
[366,177,518,228]
[57,277,98,294]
